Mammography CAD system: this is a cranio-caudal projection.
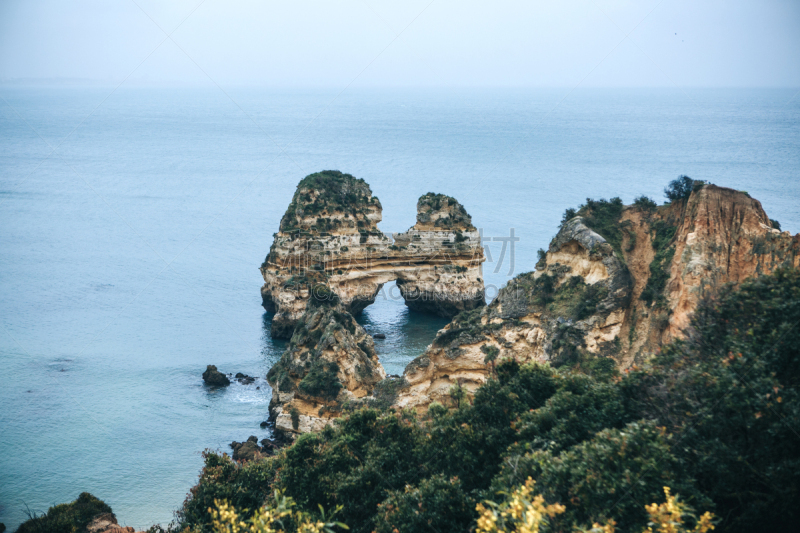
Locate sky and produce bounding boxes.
[0,0,799,87]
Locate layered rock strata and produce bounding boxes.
[394,184,800,411]
[266,295,386,435]
[260,171,485,338]
[395,216,634,410]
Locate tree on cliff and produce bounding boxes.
[664,175,695,202]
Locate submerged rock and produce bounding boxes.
[259,171,485,338]
[235,372,256,384]
[372,333,386,339]
[202,365,230,387]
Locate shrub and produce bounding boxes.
[536,248,547,270]
[475,477,565,533]
[375,475,474,533]
[664,175,694,202]
[178,454,279,530]
[209,492,346,533]
[571,282,608,321]
[571,197,625,258]
[277,410,424,533]
[481,344,500,363]
[560,207,577,226]
[297,361,342,401]
[509,380,633,456]
[504,421,710,532]
[770,218,781,231]
[16,493,112,533]
[475,482,714,533]
[633,195,657,210]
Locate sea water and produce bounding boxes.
[1,87,798,530]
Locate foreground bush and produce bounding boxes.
[16,493,112,533]
[180,268,800,533]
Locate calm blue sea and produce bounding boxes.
[1,86,798,530]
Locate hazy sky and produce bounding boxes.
[1,0,799,87]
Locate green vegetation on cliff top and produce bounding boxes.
[178,267,800,533]
[416,192,476,230]
[561,196,626,258]
[279,171,382,233]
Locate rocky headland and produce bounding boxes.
[394,183,800,410]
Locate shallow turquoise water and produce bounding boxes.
[1,87,798,530]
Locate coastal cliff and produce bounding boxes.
[394,183,800,410]
[260,171,485,338]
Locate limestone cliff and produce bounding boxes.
[395,216,633,410]
[394,183,800,410]
[266,294,386,435]
[261,171,485,338]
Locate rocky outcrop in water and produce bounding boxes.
[266,294,386,436]
[260,171,485,338]
[394,184,800,410]
[201,365,230,387]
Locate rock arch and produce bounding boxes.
[260,171,486,338]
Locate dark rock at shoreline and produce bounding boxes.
[202,365,230,387]
[372,333,386,339]
[260,437,282,453]
[260,420,268,428]
[230,435,263,462]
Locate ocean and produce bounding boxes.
[1,86,798,530]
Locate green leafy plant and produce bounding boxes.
[664,175,694,202]
[16,493,113,533]
[633,195,658,210]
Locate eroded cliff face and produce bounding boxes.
[394,184,800,411]
[266,297,386,435]
[395,217,634,410]
[261,172,485,338]
[622,185,800,365]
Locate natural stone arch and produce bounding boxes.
[260,171,486,338]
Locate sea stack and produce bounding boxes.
[260,171,485,338]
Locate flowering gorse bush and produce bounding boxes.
[642,487,714,533]
[476,477,565,533]
[210,492,347,533]
[476,483,713,533]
